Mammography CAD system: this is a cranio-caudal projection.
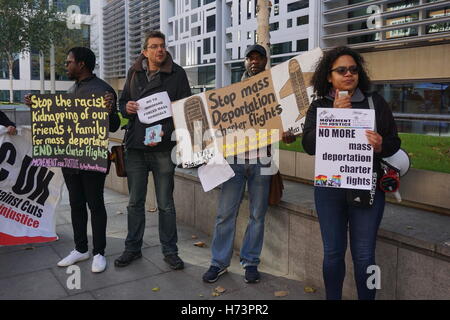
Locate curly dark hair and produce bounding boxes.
[311,46,371,98]
[67,47,96,72]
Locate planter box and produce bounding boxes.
[281,150,450,211]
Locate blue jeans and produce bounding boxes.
[124,149,178,256]
[314,187,385,300]
[210,161,272,269]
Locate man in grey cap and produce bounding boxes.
[202,44,293,284]
[243,44,268,79]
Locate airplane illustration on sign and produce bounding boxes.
[279,59,313,122]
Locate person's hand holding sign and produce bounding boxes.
[365,130,382,153]
[6,126,16,135]
[126,101,140,115]
[24,94,32,107]
[104,92,115,114]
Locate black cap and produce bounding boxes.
[245,44,267,58]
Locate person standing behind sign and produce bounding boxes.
[202,45,295,284]
[114,31,191,269]
[25,47,120,273]
[302,46,401,300]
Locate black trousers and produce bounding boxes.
[63,170,107,256]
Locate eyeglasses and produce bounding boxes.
[146,44,166,50]
[331,66,359,75]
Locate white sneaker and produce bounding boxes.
[57,249,90,267]
[91,254,107,273]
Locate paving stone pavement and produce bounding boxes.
[0,187,323,301]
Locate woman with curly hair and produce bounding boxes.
[302,46,401,300]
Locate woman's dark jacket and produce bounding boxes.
[302,89,401,177]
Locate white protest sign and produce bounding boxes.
[0,126,64,245]
[314,108,375,190]
[137,91,173,124]
[198,152,235,192]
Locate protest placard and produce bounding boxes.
[172,48,323,168]
[137,91,172,124]
[0,127,64,245]
[29,93,109,173]
[314,108,375,190]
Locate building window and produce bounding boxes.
[287,0,309,13]
[231,62,245,84]
[271,41,292,55]
[207,15,216,32]
[297,15,309,26]
[426,6,450,34]
[386,0,419,12]
[296,39,308,51]
[192,26,201,36]
[287,19,292,28]
[247,31,252,39]
[375,82,450,136]
[198,66,215,86]
[239,0,242,24]
[54,0,90,15]
[192,0,201,9]
[0,55,20,80]
[274,3,279,16]
[203,38,211,54]
[0,90,23,102]
[247,0,252,19]
[269,22,279,31]
[385,13,419,39]
[271,56,292,66]
[204,0,215,4]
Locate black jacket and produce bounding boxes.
[302,90,401,175]
[0,111,15,127]
[119,53,192,152]
[67,74,121,133]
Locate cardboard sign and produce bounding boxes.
[29,93,109,173]
[0,127,64,245]
[314,108,375,190]
[137,91,173,124]
[172,48,323,168]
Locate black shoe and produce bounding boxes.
[164,254,184,270]
[244,266,260,283]
[114,251,142,267]
[202,265,227,283]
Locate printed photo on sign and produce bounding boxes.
[314,108,375,190]
[0,127,64,246]
[29,93,110,173]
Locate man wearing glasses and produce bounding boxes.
[115,31,191,269]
